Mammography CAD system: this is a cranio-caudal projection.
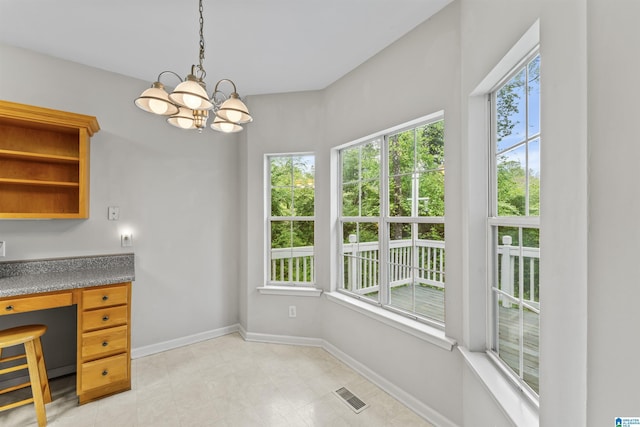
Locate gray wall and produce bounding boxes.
[587,0,640,424]
[241,90,325,338]
[0,43,241,354]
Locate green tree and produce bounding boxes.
[388,120,445,240]
[270,156,315,249]
[495,54,540,218]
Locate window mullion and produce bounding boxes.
[358,146,363,217]
[411,221,418,313]
[524,64,531,216]
[379,134,390,306]
[518,227,525,379]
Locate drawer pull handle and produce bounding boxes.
[5,305,13,311]
[102,341,109,347]
[102,370,108,376]
[102,315,110,321]
[102,295,109,301]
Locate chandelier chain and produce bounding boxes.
[197,0,206,79]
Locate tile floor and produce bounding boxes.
[0,333,434,426]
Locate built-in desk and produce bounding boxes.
[0,254,134,404]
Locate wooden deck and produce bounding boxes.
[364,284,539,393]
[364,284,444,322]
[498,304,539,393]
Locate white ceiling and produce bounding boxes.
[0,0,451,96]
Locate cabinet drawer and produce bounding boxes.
[82,284,128,310]
[0,291,72,316]
[81,325,128,360]
[82,305,128,331]
[80,353,128,391]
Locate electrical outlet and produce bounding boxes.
[288,305,297,318]
[0,241,5,257]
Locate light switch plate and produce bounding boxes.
[108,206,120,221]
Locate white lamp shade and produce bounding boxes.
[135,84,179,116]
[169,79,213,110]
[216,96,252,124]
[167,107,196,129]
[211,116,243,133]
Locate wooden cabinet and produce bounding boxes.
[0,100,99,219]
[76,282,131,404]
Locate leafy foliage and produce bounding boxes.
[339,120,445,244]
[495,55,540,218]
[270,156,315,249]
[388,120,445,239]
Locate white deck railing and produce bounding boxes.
[270,246,314,283]
[498,236,540,308]
[269,236,539,308]
[342,239,445,295]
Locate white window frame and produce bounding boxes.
[264,152,316,288]
[487,48,541,401]
[336,112,446,329]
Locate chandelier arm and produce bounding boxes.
[213,79,238,95]
[157,71,185,85]
[210,90,227,109]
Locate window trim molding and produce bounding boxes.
[257,286,323,297]
[463,17,541,414]
[325,291,456,351]
[459,347,539,427]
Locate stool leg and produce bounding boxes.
[33,337,51,404]
[24,340,47,427]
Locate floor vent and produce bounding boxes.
[333,387,368,413]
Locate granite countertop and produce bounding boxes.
[0,253,135,298]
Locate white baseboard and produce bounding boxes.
[239,326,324,347]
[131,325,456,427]
[131,324,239,359]
[238,326,455,426]
[322,340,458,427]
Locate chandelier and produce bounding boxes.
[134,0,252,133]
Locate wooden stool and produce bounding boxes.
[0,325,51,427]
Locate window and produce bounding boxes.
[267,154,315,286]
[489,52,540,395]
[338,114,445,326]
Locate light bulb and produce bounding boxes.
[177,117,193,129]
[226,109,242,123]
[183,94,201,109]
[149,99,168,115]
[220,121,234,132]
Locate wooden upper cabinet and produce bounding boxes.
[0,100,100,219]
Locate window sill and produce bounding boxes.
[257,286,323,297]
[325,291,456,351]
[458,347,539,427]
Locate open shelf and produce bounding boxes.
[0,148,80,163]
[0,101,99,219]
